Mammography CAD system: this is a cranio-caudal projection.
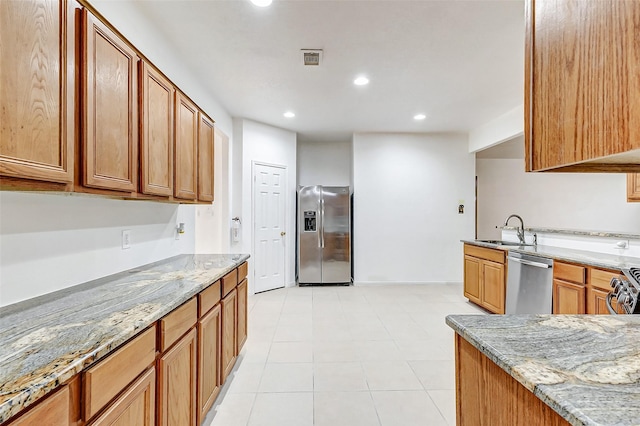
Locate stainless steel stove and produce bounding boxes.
[608,267,640,314]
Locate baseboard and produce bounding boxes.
[353,281,462,286]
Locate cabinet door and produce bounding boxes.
[83,9,138,191]
[198,113,215,202]
[525,0,640,172]
[221,288,237,384]
[628,174,640,202]
[236,278,248,354]
[482,260,505,314]
[0,0,74,183]
[89,368,155,426]
[587,286,625,315]
[7,386,69,426]
[158,328,197,426]
[174,92,198,200]
[553,279,585,314]
[139,61,174,196]
[197,304,221,425]
[463,256,482,306]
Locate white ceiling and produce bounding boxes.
[132,0,525,143]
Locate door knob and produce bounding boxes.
[281,231,286,236]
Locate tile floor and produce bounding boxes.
[203,283,486,426]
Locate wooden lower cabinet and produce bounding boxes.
[463,245,506,314]
[455,334,569,426]
[197,304,221,425]
[157,328,197,426]
[7,386,70,426]
[221,288,238,384]
[463,255,482,306]
[553,279,585,314]
[89,368,155,426]
[236,279,248,353]
[481,260,505,314]
[587,287,612,315]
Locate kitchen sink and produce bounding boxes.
[475,239,535,247]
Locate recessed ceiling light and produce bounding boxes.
[284,111,295,118]
[250,0,272,7]
[414,114,427,120]
[354,76,369,86]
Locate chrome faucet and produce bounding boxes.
[504,214,525,244]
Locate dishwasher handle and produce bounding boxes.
[509,257,552,269]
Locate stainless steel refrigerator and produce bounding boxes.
[297,185,352,285]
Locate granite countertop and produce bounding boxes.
[0,253,249,423]
[462,239,640,271]
[446,314,640,426]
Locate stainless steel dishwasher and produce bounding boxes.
[505,252,554,314]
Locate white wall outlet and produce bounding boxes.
[122,230,131,249]
[615,240,629,249]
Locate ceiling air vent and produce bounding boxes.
[302,49,323,66]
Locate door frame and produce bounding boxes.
[251,161,288,292]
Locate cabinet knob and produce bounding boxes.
[280,231,286,237]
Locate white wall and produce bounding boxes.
[0,192,195,306]
[469,104,523,153]
[297,140,352,187]
[233,119,297,293]
[477,159,640,239]
[352,133,475,284]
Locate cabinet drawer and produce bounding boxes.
[159,297,197,352]
[238,262,248,281]
[7,386,70,426]
[554,262,586,284]
[199,280,221,317]
[89,367,155,426]
[463,244,505,264]
[83,326,156,420]
[590,268,619,291]
[221,269,238,297]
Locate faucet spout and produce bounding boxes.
[504,214,525,244]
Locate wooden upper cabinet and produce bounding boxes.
[198,113,215,203]
[525,0,640,172]
[139,61,174,197]
[628,174,640,202]
[82,9,138,192]
[174,92,198,200]
[0,0,74,184]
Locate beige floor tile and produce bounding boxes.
[314,392,380,426]
[362,361,423,391]
[408,360,455,390]
[313,340,360,362]
[206,393,255,426]
[395,338,452,361]
[428,389,457,426]
[349,324,392,341]
[371,390,448,426]
[241,339,272,363]
[355,340,403,361]
[248,392,313,426]
[227,362,265,393]
[313,323,353,341]
[267,341,313,363]
[273,324,313,342]
[313,362,368,391]
[258,362,313,392]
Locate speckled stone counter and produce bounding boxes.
[462,239,640,271]
[0,253,249,423]
[446,314,640,426]
[500,226,640,240]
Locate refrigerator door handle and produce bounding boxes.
[320,198,325,248]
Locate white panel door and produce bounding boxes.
[253,163,286,293]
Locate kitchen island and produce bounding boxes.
[0,253,249,424]
[447,314,640,426]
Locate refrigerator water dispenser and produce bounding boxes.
[304,211,317,232]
